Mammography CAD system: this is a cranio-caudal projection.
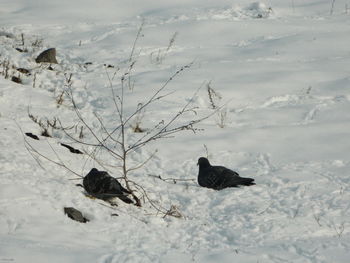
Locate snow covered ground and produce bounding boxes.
[1,0,350,262]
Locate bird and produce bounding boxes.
[82,168,133,204]
[197,157,255,190]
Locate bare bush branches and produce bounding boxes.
[55,60,211,212]
[49,58,205,211]
[25,25,215,217]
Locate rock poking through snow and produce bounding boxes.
[35,48,58,63]
[64,207,89,223]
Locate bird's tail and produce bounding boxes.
[238,177,255,186]
[117,194,134,204]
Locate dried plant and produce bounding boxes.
[1,59,11,79]
[216,108,228,128]
[28,108,74,137]
[151,32,178,64]
[330,0,336,15]
[206,82,229,128]
[207,81,222,109]
[131,103,146,133]
[333,222,345,238]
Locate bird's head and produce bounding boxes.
[197,157,211,168]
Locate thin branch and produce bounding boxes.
[127,80,202,151]
[126,150,158,173]
[61,88,127,162]
[25,138,82,177]
[129,180,169,215]
[129,20,145,62]
[16,121,46,170]
[127,108,216,153]
[93,112,123,148]
[148,174,196,184]
[330,0,336,15]
[123,63,193,129]
[65,87,110,148]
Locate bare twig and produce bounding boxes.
[330,0,336,15]
[25,137,82,177]
[313,213,322,227]
[149,174,196,184]
[333,222,345,238]
[129,20,145,62]
[203,144,209,159]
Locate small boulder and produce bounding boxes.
[25,132,39,140]
[17,68,30,75]
[35,48,58,64]
[11,76,22,84]
[60,143,83,154]
[64,207,89,223]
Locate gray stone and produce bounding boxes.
[35,48,58,64]
[64,207,89,223]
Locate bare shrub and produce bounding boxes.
[57,61,209,207]
[26,25,216,216]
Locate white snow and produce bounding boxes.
[1,0,350,262]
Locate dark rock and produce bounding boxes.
[11,76,22,84]
[0,31,15,38]
[35,48,58,64]
[64,207,89,223]
[60,143,83,154]
[17,68,30,75]
[104,64,114,68]
[41,130,51,137]
[15,48,27,53]
[25,132,39,140]
[133,125,144,133]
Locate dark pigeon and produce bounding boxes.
[197,157,255,190]
[83,168,133,204]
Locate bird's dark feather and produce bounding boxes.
[197,157,255,190]
[83,168,133,204]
